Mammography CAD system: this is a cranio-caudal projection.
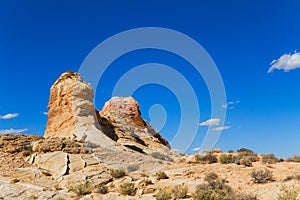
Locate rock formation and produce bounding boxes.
[98,96,170,153]
[45,72,170,153]
[44,72,116,148]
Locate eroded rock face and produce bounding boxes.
[44,72,115,147]
[98,96,170,153]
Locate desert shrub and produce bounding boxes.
[239,156,253,167]
[97,184,108,194]
[277,185,298,200]
[212,148,222,153]
[262,153,279,164]
[204,172,218,182]
[127,164,139,172]
[156,171,169,180]
[237,148,254,153]
[235,150,258,167]
[171,184,188,199]
[236,193,258,200]
[119,182,136,196]
[109,168,126,178]
[228,150,234,153]
[150,152,173,162]
[195,153,218,164]
[251,169,273,184]
[192,190,216,200]
[155,189,172,200]
[69,182,93,196]
[286,155,300,163]
[284,174,300,182]
[193,179,235,200]
[219,154,236,164]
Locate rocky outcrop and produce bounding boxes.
[98,96,170,153]
[44,72,115,148]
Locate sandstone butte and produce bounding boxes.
[0,71,299,200]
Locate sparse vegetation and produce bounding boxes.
[97,184,108,194]
[277,185,298,200]
[286,155,300,163]
[228,150,234,153]
[195,153,218,164]
[171,184,188,199]
[284,174,300,182]
[219,154,236,164]
[69,182,93,196]
[155,189,172,200]
[156,171,169,180]
[204,172,218,182]
[150,152,173,162]
[119,182,136,196]
[193,179,235,200]
[262,153,279,164]
[109,168,126,178]
[235,149,258,167]
[251,169,273,184]
[236,193,258,200]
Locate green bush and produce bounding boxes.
[119,182,136,196]
[109,169,126,178]
[251,169,273,184]
[277,185,298,200]
[155,189,172,200]
[219,154,236,164]
[195,153,218,164]
[156,171,169,180]
[171,184,188,199]
[228,150,234,154]
[69,182,93,196]
[262,153,279,164]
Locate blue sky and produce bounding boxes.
[1,0,300,158]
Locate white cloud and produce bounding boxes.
[222,100,240,109]
[0,113,19,119]
[0,128,28,134]
[212,126,231,131]
[200,118,220,126]
[268,51,300,73]
[42,112,48,115]
[192,147,201,151]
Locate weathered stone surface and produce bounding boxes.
[68,154,85,173]
[34,152,68,177]
[32,138,89,154]
[98,96,170,153]
[44,72,116,148]
[0,134,42,154]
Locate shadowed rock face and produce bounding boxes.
[98,96,170,153]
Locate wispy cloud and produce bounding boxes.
[212,126,231,131]
[192,147,201,151]
[42,112,48,115]
[0,113,19,119]
[222,100,240,109]
[0,128,28,134]
[268,51,300,73]
[200,118,220,126]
